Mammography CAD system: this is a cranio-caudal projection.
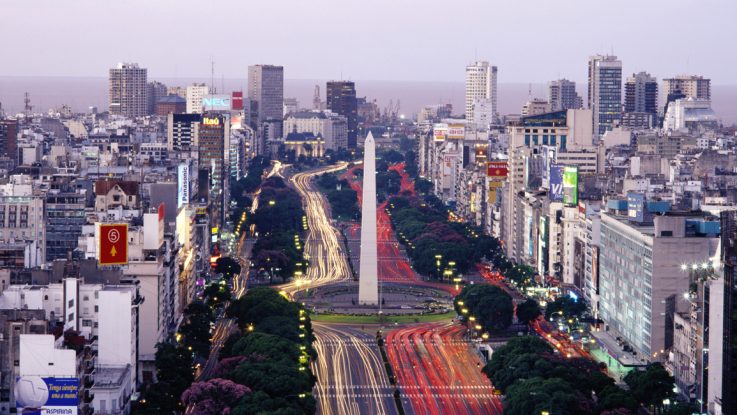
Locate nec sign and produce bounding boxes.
[202,95,232,110]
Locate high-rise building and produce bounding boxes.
[0,118,18,161]
[624,72,658,115]
[198,113,230,233]
[45,187,86,261]
[465,61,497,124]
[108,63,147,117]
[326,81,358,148]
[248,65,284,124]
[146,81,168,115]
[549,79,581,111]
[185,84,209,114]
[663,75,711,101]
[167,113,201,152]
[587,55,622,138]
[710,211,737,415]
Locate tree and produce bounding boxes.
[381,149,405,164]
[516,299,542,324]
[482,336,552,382]
[624,363,676,412]
[455,284,513,332]
[598,385,639,412]
[545,295,588,320]
[504,377,593,415]
[135,342,194,413]
[180,301,214,358]
[181,378,251,415]
[215,257,242,280]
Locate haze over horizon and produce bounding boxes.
[2,0,736,84]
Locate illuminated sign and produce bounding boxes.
[549,164,564,201]
[563,166,579,206]
[202,117,221,126]
[433,123,448,141]
[202,94,232,111]
[177,164,190,208]
[15,377,79,415]
[447,124,465,139]
[487,161,508,179]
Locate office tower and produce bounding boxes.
[45,187,86,261]
[186,84,209,114]
[108,63,147,117]
[198,113,229,233]
[465,61,497,124]
[587,55,622,138]
[248,65,284,124]
[663,75,711,101]
[710,211,737,415]
[326,81,358,148]
[549,79,580,111]
[624,72,658,115]
[359,132,378,305]
[146,81,167,115]
[167,113,201,152]
[0,118,18,161]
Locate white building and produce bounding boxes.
[663,98,718,132]
[283,111,348,150]
[0,179,46,268]
[185,84,209,114]
[465,61,497,125]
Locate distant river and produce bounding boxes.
[0,76,735,125]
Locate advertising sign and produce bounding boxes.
[447,124,465,139]
[627,192,646,223]
[563,166,579,206]
[202,117,221,126]
[549,164,564,201]
[591,246,600,295]
[202,94,232,111]
[487,161,508,179]
[231,91,244,111]
[433,123,447,142]
[541,146,557,189]
[538,216,549,276]
[177,164,190,208]
[98,224,128,265]
[15,376,79,415]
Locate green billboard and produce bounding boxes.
[563,166,578,206]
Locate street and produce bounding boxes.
[312,323,399,415]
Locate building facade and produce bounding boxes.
[549,79,580,112]
[465,61,498,125]
[588,55,622,138]
[248,65,284,124]
[326,81,358,148]
[624,72,658,116]
[108,63,148,118]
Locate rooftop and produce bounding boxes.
[92,365,131,389]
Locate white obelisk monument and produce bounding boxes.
[358,132,379,305]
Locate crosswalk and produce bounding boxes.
[318,339,476,347]
[319,384,493,390]
[318,393,499,399]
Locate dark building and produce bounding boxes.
[717,211,737,414]
[167,113,201,151]
[624,72,658,116]
[0,118,18,161]
[46,189,87,261]
[327,81,358,148]
[147,81,168,115]
[198,113,228,234]
[156,95,186,116]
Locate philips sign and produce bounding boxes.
[202,94,232,111]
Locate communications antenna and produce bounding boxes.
[211,59,216,93]
[24,92,33,116]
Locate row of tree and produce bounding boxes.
[248,176,308,283]
[316,173,360,220]
[485,335,692,415]
[454,284,513,333]
[386,195,501,278]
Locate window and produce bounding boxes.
[67,313,74,322]
[68,299,74,308]
[82,319,92,327]
[94,305,98,313]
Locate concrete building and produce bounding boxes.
[588,55,622,138]
[156,95,186,116]
[109,63,148,118]
[45,187,87,262]
[283,111,348,151]
[465,61,497,124]
[146,81,167,115]
[248,65,284,124]
[185,84,209,114]
[624,72,658,116]
[0,118,18,162]
[0,180,46,268]
[167,113,201,152]
[598,211,718,361]
[521,99,550,117]
[663,75,711,101]
[663,98,718,132]
[326,81,358,148]
[283,97,299,116]
[198,113,230,233]
[549,79,581,111]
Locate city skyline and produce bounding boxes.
[1,0,736,84]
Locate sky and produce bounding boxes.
[1,0,736,85]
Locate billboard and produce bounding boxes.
[98,224,128,266]
[231,91,244,111]
[447,124,465,139]
[541,146,557,189]
[202,94,232,111]
[549,164,564,201]
[538,216,549,276]
[202,116,221,127]
[178,164,190,208]
[487,161,508,179]
[433,123,447,142]
[627,192,646,223]
[15,376,79,415]
[563,166,579,205]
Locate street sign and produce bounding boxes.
[99,224,128,265]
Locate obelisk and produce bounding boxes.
[358,132,379,305]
